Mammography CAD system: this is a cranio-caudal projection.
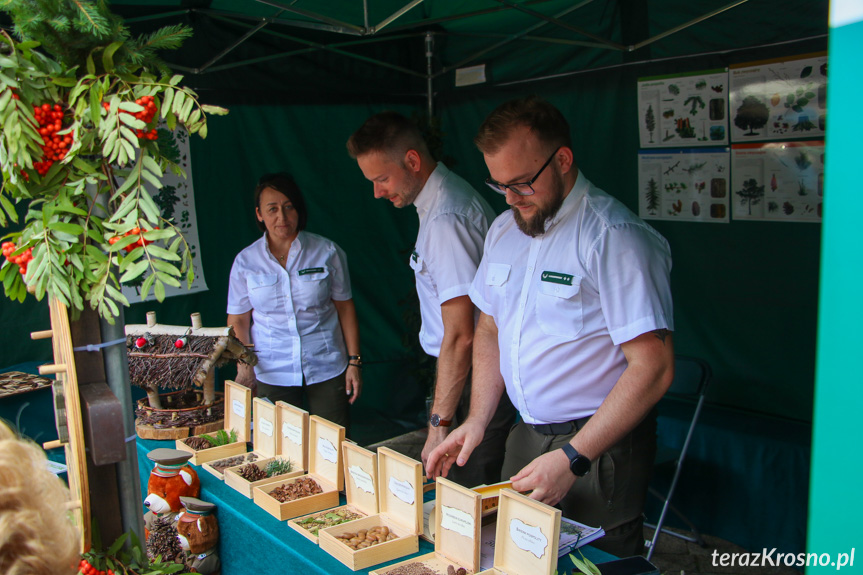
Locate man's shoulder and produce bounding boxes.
[581,182,665,243]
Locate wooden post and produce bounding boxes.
[146,311,156,327]
[191,312,202,329]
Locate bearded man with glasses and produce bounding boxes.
[427,96,675,557]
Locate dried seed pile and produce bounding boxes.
[295,508,364,536]
[238,462,267,482]
[127,334,217,390]
[211,453,258,474]
[269,477,322,502]
[183,436,213,450]
[335,526,398,550]
[381,562,442,575]
[447,566,467,575]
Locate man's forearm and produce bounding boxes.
[467,312,507,429]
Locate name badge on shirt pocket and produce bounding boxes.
[537,272,583,338]
[298,267,325,276]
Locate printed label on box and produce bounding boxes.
[348,465,375,494]
[440,505,475,539]
[259,417,274,437]
[388,477,416,505]
[282,422,302,445]
[232,399,245,418]
[510,518,547,559]
[317,437,338,464]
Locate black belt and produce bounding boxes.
[528,415,591,436]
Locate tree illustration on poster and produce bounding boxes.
[734,96,770,136]
[645,105,655,143]
[736,178,765,215]
[0,2,226,321]
[645,177,660,215]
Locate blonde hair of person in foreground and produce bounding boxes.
[0,419,80,575]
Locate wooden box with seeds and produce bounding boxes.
[476,489,561,575]
[370,477,481,575]
[201,452,260,480]
[276,400,310,473]
[224,398,303,497]
[320,447,422,571]
[252,415,344,521]
[175,380,250,465]
[289,442,378,543]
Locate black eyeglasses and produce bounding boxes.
[485,147,560,196]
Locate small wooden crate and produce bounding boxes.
[289,442,378,543]
[224,398,303,497]
[276,401,310,472]
[175,380,250,465]
[252,415,345,521]
[371,477,481,575]
[320,447,423,571]
[201,452,261,480]
[476,489,561,575]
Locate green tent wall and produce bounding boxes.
[0,0,831,560]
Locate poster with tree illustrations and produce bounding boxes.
[638,149,730,223]
[731,141,823,222]
[121,127,208,301]
[637,70,729,148]
[729,53,827,142]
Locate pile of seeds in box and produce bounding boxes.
[380,562,442,575]
[334,526,398,549]
[210,453,258,474]
[269,477,322,502]
[295,508,364,536]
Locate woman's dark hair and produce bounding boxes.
[253,172,308,232]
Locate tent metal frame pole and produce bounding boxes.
[197,7,362,36]
[425,32,434,118]
[490,0,626,50]
[254,0,365,35]
[436,0,599,78]
[441,31,620,50]
[363,0,369,31]
[373,0,426,34]
[630,0,750,51]
[198,9,286,73]
[385,0,558,34]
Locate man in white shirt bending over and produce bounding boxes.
[348,111,516,488]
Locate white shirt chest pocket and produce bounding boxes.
[246,273,280,311]
[296,267,330,304]
[536,275,583,339]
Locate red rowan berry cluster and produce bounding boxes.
[2,241,33,276]
[103,95,158,140]
[108,226,159,253]
[78,558,114,575]
[32,103,71,176]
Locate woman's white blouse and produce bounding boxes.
[227,231,352,387]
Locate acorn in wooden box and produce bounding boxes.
[319,447,423,571]
[223,398,304,497]
[127,311,257,440]
[177,497,220,575]
[252,415,345,521]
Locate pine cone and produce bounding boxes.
[238,462,267,482]
[147,515,182,562]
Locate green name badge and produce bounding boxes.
[411,250,419,262]
[540,271,573,285]
[298,267,324,276]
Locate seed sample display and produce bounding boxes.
[268,477,323,502]
[210,453,258,474]
[335,526,399,550]
[379,562,441,575]
[296,509,364,536]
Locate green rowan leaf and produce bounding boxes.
[119,260,148,283]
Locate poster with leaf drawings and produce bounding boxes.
[638,148,730,223]
[121,127,208,302]
[731,141,823,222]
[729,53,827,142]
[637,69,729,148]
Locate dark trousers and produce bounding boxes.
[445,375,517,489]
[500,410,657,557]
[256,371,350,433]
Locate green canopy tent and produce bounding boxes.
[1,0,835,560]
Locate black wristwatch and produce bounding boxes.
[429,413,451,428]
[561,444,591,477]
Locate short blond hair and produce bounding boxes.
[0,420,80,575]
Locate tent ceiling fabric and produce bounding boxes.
[101,0,826,104]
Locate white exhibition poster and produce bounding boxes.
[122,127,208,302]
[638,148,730,223]
[729,53,827,142]
[637,69,729,148]
[731,141,824,222]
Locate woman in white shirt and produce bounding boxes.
[227,173,362,429]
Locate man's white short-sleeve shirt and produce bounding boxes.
[227,231,352,387]
[411,163,496,357]
[469,172,673,424]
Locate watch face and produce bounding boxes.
[571,455,591,476]
[430,414,440,427]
